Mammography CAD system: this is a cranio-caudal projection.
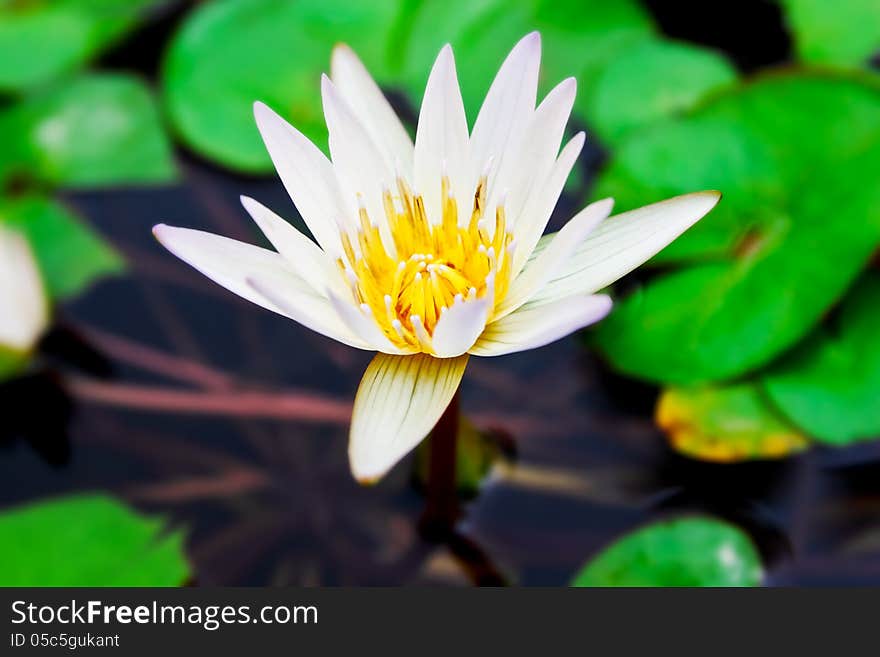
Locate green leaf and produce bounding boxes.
[398,0,653,122]
[780,0,880,66]
[0,493,189,586]
[0,74,176,189]
[0,345,29,381]
[656,383,809,462]
[578,38,737,144]
[593,72,880,383]
[0,195,123,300]
[763,273,880,445]
[0,0,165,92]
[571,516,763,587]
[414,416,505,497]
[162,0,404,172]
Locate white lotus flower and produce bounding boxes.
[153,33,719,482]
[0,225,48,356]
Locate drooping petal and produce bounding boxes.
[153,224,365,348]
[414,44,471,224]
[494,198,613,320]
[240,195,345,296]
[526,192,722,306]
[430,293,491,357]
[471,295,611,357]
[331,44,414,179]
[509,131,586,277]
[0,226,48,352]
[322,75,396,248]
[470,32,541,197]
[253,102,348,254]
[349,352,468,482]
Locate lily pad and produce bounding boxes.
[593,72,880,383]
[0,195,123,301]
[763,274,880,445]
[162,0,404,172]
[578,38,736,144]
[656,384,809,462]
[0,0,165,92]
[780,0,880,66]
[572,516,763,587]
[0,346,29,381]
[0,74,176,189]
[399,0,653,122]
[0,493,189,586]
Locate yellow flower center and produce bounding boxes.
[338,175,514,353]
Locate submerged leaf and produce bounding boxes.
[656,384,809,462]
[593,72,880,383]
[0,494,190,586]
[0,195,123,301]
[414,416,507,497]
[0,74,176,189]
[763,274,880,445]
[572,516,763,587]
[0,346,28,381]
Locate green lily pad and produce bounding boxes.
[657,383,809,462]
[0,493,189,586]
[162,0,404,172]
[593,72,880,383]
[578,38,736,144]
[399,0,653,122]
[0,0,165,92]
[0,74,176,189]
[780,0,880,66]
[0,195,123,301]
[0,346,30,381]
[571,516,763,587]
[763,274,880,445]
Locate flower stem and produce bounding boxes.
[419,390,461,540]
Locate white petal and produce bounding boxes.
[494,198,611,321]
[240,195,345,296]
[246,277,370,349]
[431,293,491,357]
[154,223,365,348]
[253,102,348,254]
[322,75,396,250]
[510,131,585,277]
[470,32,541,197]
[331,44,414,179]
[349,352,468,482]
[527,192,722,305]
[0,226,48,352]
[154,224,303,311]
[505,77,576,233]
[471,295,612,357]
[326,289,407,355]
[414,44,471,224]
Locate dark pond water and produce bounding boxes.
[1,158,879,585]
[2,0,880,586]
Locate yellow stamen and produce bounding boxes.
[340,176,513,353]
